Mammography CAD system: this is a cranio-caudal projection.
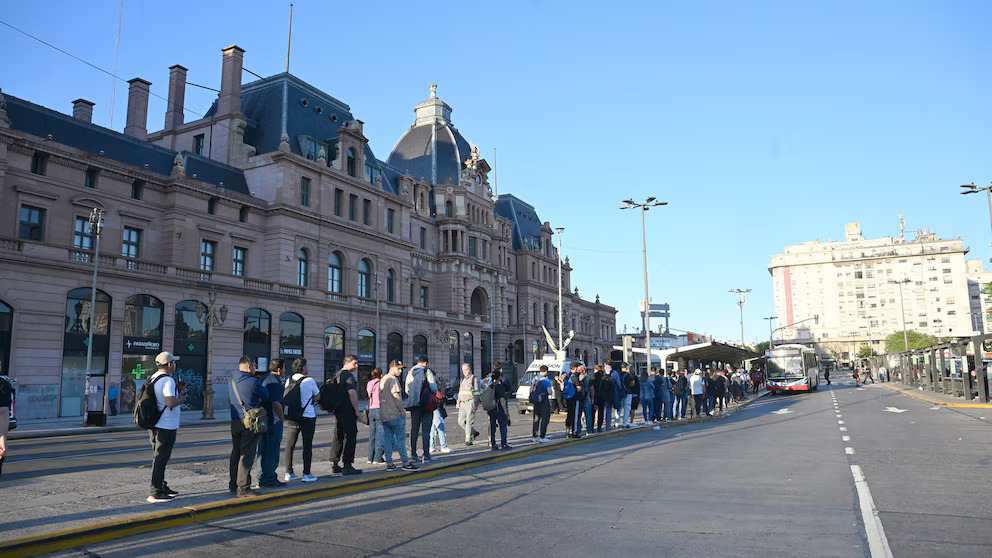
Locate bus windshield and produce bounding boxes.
[767,355,803,378]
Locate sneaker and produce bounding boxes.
[402,462,420,471]
[331,463,343,474]
[284,473,300,482]
[146,493,175,503]
[341,466,363,475]
[385,463,398,472]
[440,447,451,454]
[301,474,318,482]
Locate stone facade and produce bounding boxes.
[0,46,616,419]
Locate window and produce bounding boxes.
[199,240,215,271]
[193,134,205,156]
[328,252,342,294]
[363,199,371,225]
[386,209,395,234]
[239,206,248,223]
[18,206,45,241]
[297,249,309,287]
[469,237,477,257]
[386,269,395,302]
[233,247,246,276]
[207,197,217,215]
[445,201,453,217]
[420,286,428,307]
[420,227,427,250]
[347,148,356,177]
[300,176,311,207]
[131,180,144,200]
[30,153,47,175]
[84,167,99,189]
[73,217,92,251]
[122,227,141,260]
[334,189,343,217]
[349,194,357,221]
[358,259,371,298]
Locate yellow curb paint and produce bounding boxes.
[0,393,768,557]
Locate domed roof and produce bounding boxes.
[387,85,473,185]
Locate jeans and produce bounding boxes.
[381,415,410,464]
[257,418,284,484]
[149,427,177,496]
[641,397,655,422]
[489,409,508,447]
[532,400,551,438]
[368,408,384,462]
[429,408,449,453]
[457,400,476,442]
[621,394,633,425]
[229,420,259,492]
[282,417,316,475]
[409,407,432,458]
[582,398,594,433]
[330,411,358,467]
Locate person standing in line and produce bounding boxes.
[229,356,268,497]
[108,382,119,416]
[0,363,13,480]
[456,363,481,445]
[405,355,438,463]
[329,355,362,475]
[283,358,319,482]
[531,365,553,442]
[690,368,708,417]
[146,352,184,502]
[380,361,419,471]
[255,359,285,488]
[639,369,655,425]
[366,368,385,464]
[487,368,511,450]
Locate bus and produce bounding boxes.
[765,344,820,394]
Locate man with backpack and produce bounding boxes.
[282,358,319,482]
[146,352,185,503]
[229,356,269,497]
[530,365,553,442]
[327,355,362,475]
[404,355,438,463]
[255,359,286,488]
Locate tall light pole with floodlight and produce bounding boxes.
[620,196,667,373]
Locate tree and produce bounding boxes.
[754,341,770,354]
[856,345,875,358]
[884,329,939,353]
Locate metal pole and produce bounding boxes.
[82,208,103,425]
[641,206,652,373]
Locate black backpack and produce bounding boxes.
[134,375,167,429]
[318,371,348,413]
[283,377,311,422]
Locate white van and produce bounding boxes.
[513,357,581,414]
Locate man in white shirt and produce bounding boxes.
[148,352,184,503]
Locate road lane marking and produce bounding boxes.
[842,435,851,441]
[851,465,894,558]
[845,447,855,455]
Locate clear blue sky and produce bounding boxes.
[2,1,990,344]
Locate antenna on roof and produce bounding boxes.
[108,0,124,128]
[286,3,294,73]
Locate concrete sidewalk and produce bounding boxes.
[880,382,992,408]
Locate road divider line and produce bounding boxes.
[851,465,894,558]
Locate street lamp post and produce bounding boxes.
[195,291,228,419]
[729,288,752,348]
[82,207,104,426]
[888,278,911,351]
[621,197,667,373]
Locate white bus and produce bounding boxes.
[766,344,820,394]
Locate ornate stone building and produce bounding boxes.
[0,45,616,419]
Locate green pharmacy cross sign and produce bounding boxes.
[130,363,148,380]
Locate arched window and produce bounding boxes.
[243,308,271,369]
[328,251,343,295]
[445,200,453,217]
[324,326,345,383]
[297,249,309,288]
[413,334,428,363]
[387,332,403,365]
[347,147,356,177]
[0,300,11,377]
[386,269,395,302]
[358,258,371,298]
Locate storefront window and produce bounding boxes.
[61,288,111,417]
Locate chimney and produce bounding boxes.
[216,45,244,117]
[124,78,152,140]
[164,64,187,130]
[72,99,95,123]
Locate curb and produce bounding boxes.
[0,393,768,557]
[879,383,992,408]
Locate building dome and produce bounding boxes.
[387,85,473,185]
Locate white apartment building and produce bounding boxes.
[769,222,974,363]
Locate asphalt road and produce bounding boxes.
[42,382,992,558]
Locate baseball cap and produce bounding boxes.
[389,359,405,368]
[155,352,180,366]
